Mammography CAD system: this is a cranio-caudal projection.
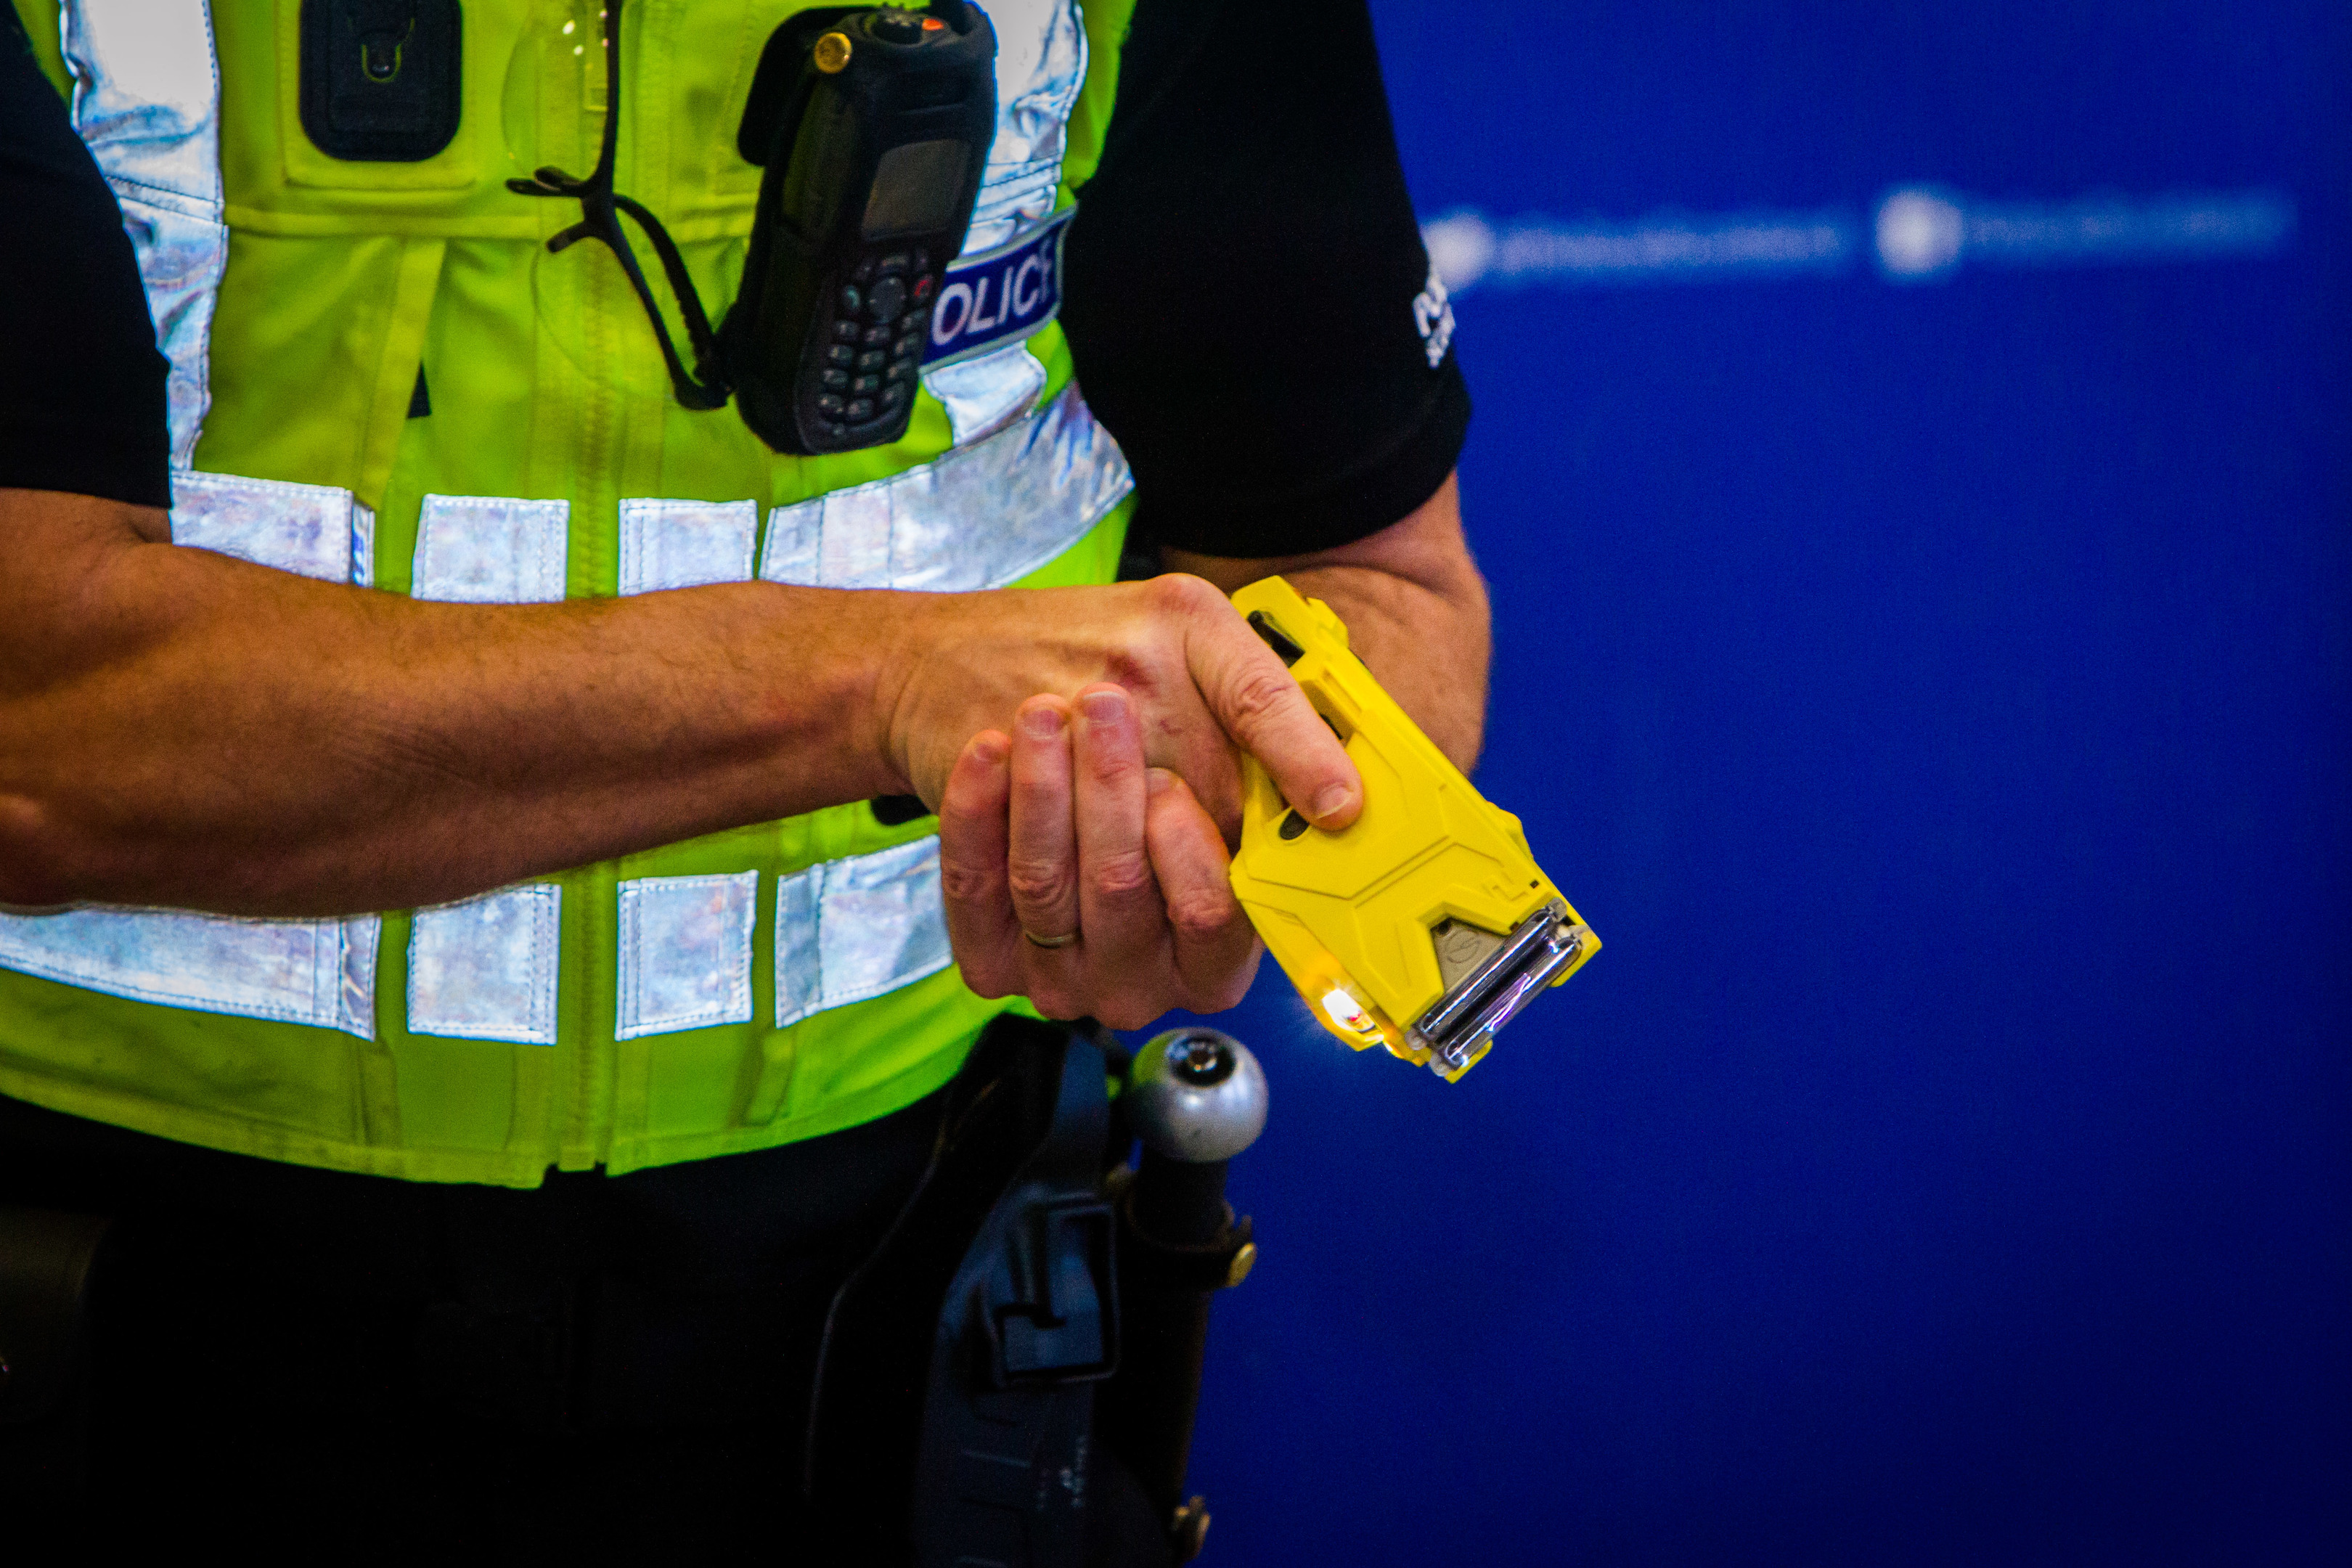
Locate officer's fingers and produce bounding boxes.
[936,730,1022,997]
[1145,767,1263,1013]
[1069,685,1161,995]
[1184,592,1363,832]
[1005,697,1083,1008]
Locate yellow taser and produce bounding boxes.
[1226,577,1598,1081]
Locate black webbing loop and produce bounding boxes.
[505,0,731,412]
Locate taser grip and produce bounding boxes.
[1225,577,1598,1081]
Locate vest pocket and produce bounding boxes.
[275,0,482,190]
[298,0,465,163]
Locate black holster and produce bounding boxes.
[804,1016,1252,1567]
[805,1015,1119,1564]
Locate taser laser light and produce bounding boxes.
[1226,578,1598,1081]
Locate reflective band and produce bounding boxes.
[757,383,1131,592]
[615,873,758,1040]
[616,499,759,595]
[774,838,953,1029]
[171,469,373,585]
[408,885,562,1045]
[0,907,378,1040]
[62,0,227,470]
[923,345,1048,447]
[354,500,377,589]
[963,0,1087,254]
[413,495,571,603]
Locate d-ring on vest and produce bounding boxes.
[0,0,1140,1186]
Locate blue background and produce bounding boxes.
[1143,5,2351,1563]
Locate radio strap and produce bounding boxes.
[504,0,732,411]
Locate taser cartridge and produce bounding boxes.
[1226,577,1598,1081]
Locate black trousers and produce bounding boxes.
[0,1085,942,1560]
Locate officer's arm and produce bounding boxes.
[0,487,903,914]
[1159,470,1491,772]
[0,488,1356,919]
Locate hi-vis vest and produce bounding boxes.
[0,0,1138,1186]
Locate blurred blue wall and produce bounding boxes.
[1147,5,2351,1563]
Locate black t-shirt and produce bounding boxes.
[0,10,173,510]
[1063,0,1471,556]
[0,0,1464,552]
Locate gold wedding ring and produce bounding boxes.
[1022,928,1079,950]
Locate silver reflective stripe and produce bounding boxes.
[922,343,1048,448]
[615,873,758,1040]
[413,495,571,603]
[171,470,372,584]
[0,908,378,1039]
[408,886,562,1045]
[775,838,953,1029]
[616,499,759,595]
[963,0,1088,253]
[353,500,377,589]
[62,0,226,470]
[757,383,1130,591]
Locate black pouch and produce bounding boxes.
[719,1,997,453]
[804,1015,1120,1567]
[298,0,463,163]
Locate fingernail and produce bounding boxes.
[1147,767,1175,797]
[971,732,1007,766]
[1080,688,1125,730]
[1019,705,1064,740]
[1312,783,1355,821]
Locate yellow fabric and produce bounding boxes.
[10,0,68,100]
[0,0,1139,1185]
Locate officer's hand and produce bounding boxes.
[884,573,1361,844]
[934,684,1262,1028]
[894,573,1357,1027]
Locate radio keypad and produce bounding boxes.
[865,275,908,323]
[809,255,943,447]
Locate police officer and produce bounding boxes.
[0,0,1485,1558]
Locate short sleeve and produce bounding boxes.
[1059,0,1468,559]
[0,7,173,510]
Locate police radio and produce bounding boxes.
[508,0,996,456]
[723,4,997,454]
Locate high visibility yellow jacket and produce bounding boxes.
[0,0,1137,1186]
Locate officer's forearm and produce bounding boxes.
[0,489,905,915]
[1161,471,1492,772]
